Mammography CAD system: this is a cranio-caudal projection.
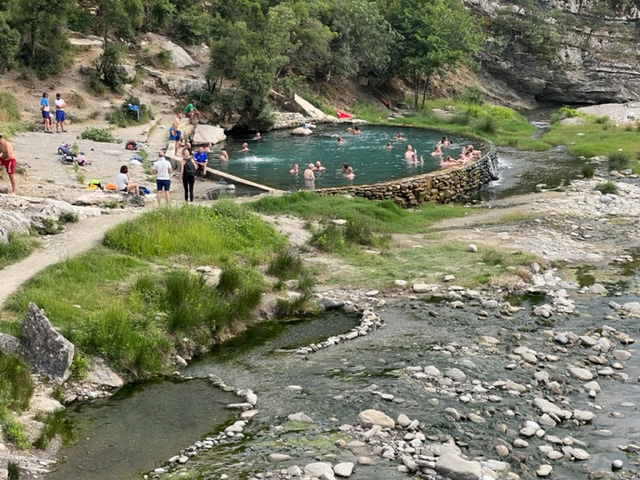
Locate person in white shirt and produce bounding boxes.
[54,93,66,133]
[116,165,139,196]
[152,151,173,206]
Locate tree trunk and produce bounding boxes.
[420,76,431,110]
[413,69,419,110]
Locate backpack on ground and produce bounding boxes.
[125,139,138,150]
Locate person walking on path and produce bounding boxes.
[180,149,197,204]
[54,93,66,133]
[40,93,52,133]
[171,112,183,156]
[0,134,17,194]
[152,151,172,206]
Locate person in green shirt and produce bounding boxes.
[184,100,200,124]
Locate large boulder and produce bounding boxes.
[435,454,482,480]
[192,125,227,146]
[21,303,74,384]
[162,41,197,68]
[86,357,124,388]
[272,112,307,129]
[0,333,21,356]
[291,94,338,123]
[291,127,313,136]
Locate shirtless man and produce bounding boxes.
[0,134,17,194]
[303,163,315,181]
[171,112,183,156]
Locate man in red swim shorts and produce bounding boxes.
[0,133,17,194]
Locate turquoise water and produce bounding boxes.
[210,125,474,190]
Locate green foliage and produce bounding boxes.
[94,0,143,45]
[171,6,214,44]
[267,248,304,280]
[0,232,39,270]
[471,115,498,134]
[581,164,596,178]
[106,96,153,127]
[70,353,88,379]
[7,461,20,480]
[550,106,583,124]
[34,218,63,235]
[595,181,618,195]
[456,86,484,105]
[0,13,19,74]
[142,0,176,31]
[608,152,630,171]
[595,115,610,124]
[0,92,20,123]
[481,248,505,266]
[310,224,345,253]
[80,127,120,143]
[94,42,130,93]
[0,354,34,412]
[33,410,76,450]
[1,413,29,449]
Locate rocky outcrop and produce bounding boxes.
[162,41,197,68]
[272,112,307,129]
[21,303,74,384]
[141,66,207,96]
[467,0,640,104]
[86,357,124,388]
[316,146,499,207]
[191,124,226,146]
[289,94,338,123]
[0,195,101,243]
[290,126,313,136]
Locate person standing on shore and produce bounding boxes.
[0,134,17,194]
[54,93,66,133]
[152,151,172,206]
[40,93,52,133]
[180,149,197,204]
[171,112,183,156]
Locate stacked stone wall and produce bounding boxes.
[316,145,498,207]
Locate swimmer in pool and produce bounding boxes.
[314,161,326,171]
[289,163,299,174]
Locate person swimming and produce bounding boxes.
[253,132,261,140]
[219,150,229,161]
[342,163,351,174]
[437,136,452,147]
[241,142,249,152]
[314,161,326,171]
[386,142,392,149]
[352,125,361,135]
[344,166,355,179]
[440,156,458,169]
[404,145,414,161]
[431,145,443,158]
[396,132,404,141]
[337,136,345,144]
[289,163,299,174]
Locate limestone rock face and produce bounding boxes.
[291,127,313,136]
[192,125,226,146]
[435,454,482,480]
[21,303,74,384]
[292,94,338,123]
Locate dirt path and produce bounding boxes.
[0,210,140,307]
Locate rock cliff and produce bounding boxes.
[466,0,640,104]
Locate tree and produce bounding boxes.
[0,12,19,74]
[10,0,73,77]
[388,0,483,109]
[92,0,143,49]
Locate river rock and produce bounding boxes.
[570,448,591,460]
[569,367,593,381]
[305,462,334,477]
[268,453,291,463]
[287,465,302,475]
[612,459,624,470]
[468,244,478,253]
[613,350,632,361]
[21,303,75,383]
[536,465,553,477]
[435,454,482,480]
[288,412,314,423]
[445,368,466,383]
[573,410,595,422]
[534,398,571,419]
[86,357,124,388]
[397,414,411,427]
[31,397,65,414]
[334,462,354,477]
[358,409,395,429]
[0,333,21,356]
[583,381,601,393]
[291,126,314,135]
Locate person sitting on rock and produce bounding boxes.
[184,100,200,124]
[116,165,140,195]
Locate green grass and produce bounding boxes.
[326,241,537,289]
[0,354,34,449]
[251,192,471,235]
[1,203,287,379]
[80,127,120,143]
[595,181,618,195]
[0,233,39,269]
[0,91,27,137]
[542,121,640,159]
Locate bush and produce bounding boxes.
[481,248,505,266]
[550,106,582,123]
[608,151,630,171]
[581,164,596,178]
[0,354,33,412]
[471,115,498,134]
[310,224,345,252]
[267,248,304,280]
[456,86,484,105]
[106,96,153,127]
[93,42,129,94]
[0,232,39,269]
[595,180,618,195]
[80,127,120,143]
[595,115,610,124]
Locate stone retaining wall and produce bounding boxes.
[316,144,499,207]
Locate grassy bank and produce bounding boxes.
[0,233,39,270]
[251,192,538,288]
[0,202,288,380]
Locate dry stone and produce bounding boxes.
[358,409,395,429]
[435,454,482,480]
[21,303,74,384]
[0,333,21,356]
[192,125,226,146]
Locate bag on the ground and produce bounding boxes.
[105,183,117,191]
[76,155,88,166]
[139,186,150,195]
[59,153,75,164]
[88,179,103,190]
[125,139,138,151]
[57,144,72,155]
